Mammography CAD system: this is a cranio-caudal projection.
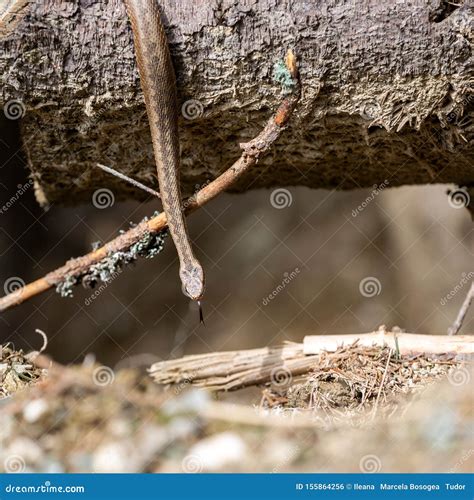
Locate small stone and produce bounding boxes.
[0,414,14,440]
[136,424,168,463]
[187,432,247,472]
[23,399,49,423]
[162,388,210,416]
[7,437,44,464]
[168,417,199,440]
[41,460,64,473]
[108,419,130,438]
[69,452,93,472]
[93,442,137,473]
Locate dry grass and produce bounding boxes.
[262,345,460,425]
[0,343,44,399]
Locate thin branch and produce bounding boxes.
[96,163,161,198]
[0,51,301,312]
[448,282,474,336]
[371,348,392,421]
[25,328,49,361]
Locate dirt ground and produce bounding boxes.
[1,340,472,474]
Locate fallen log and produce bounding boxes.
[1,0,473,205]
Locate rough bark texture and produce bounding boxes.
[0,0,473,205]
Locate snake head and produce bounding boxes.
[180,264,205,301]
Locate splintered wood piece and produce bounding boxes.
[149,343,309,391]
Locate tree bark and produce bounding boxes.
[1,0,473,205]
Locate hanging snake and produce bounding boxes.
[124,0,205,304]
[1,0,206,305]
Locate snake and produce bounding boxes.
[1,0,205,305]
[124,0,206,303]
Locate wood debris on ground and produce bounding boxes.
[0,334,472,472]
[261,345,463,425]
[0,357,472,473]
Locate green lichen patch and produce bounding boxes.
[273,60,296,95]
[55,214,167,298]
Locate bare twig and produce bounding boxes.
[24,329,49,361]
[0,51,301,312]
[371,349,392,421]
[448,282,474,336]
[96,163,160,198]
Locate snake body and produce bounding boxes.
[124,0,205,300]
[0,0,204,300]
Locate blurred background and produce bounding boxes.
[1,114,472,367]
